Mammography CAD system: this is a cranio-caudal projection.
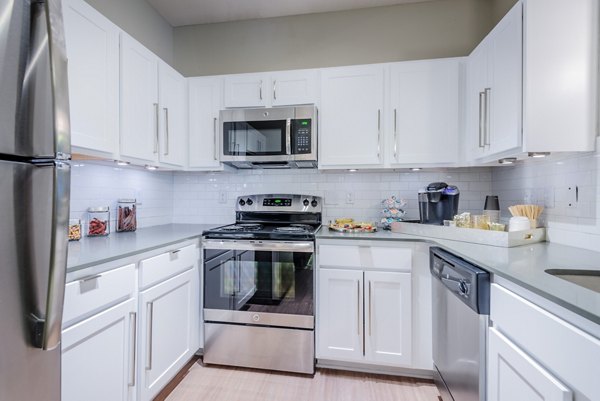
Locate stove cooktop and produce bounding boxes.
[203,223,320,241]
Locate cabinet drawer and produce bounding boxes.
[491,284,600,400]
[139,243,197,288]
[63,264,136,327]
[319,244,412,271]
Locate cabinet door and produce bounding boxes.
[488,2,522,156]
[63,0,119,156]
[158,62,187,167]
[62,299,136,401]
[224,73,268,108]
[465,42,490,160]
[488,328,573,401]
[139,269,195,401]
[320,65,385,168]
[389,59,460,166]
[364,271,412,366]
[317,269,363,361]
[271,70,318,106]
[188,77,222,169]
[120,34,159,164]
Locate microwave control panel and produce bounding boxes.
[291,119,312,154]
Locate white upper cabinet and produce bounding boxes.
[158,62,187,167]
[270,70,319,106]
[223,70,319,108]
[388,59,461,166]
[319,65,385,168]
[120,34,187,167]
[224,73,269,108]
[120,33,159,164]
[63,0,119,157]
[465,3,522,162]
[188,77,223,169]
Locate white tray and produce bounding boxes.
[390,221,546,248]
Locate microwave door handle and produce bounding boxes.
[286,119,291,155]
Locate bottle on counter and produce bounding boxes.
[87,206,110,237]
[483,195,500,223]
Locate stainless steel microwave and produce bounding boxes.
[219,106,317,169]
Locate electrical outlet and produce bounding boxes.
[567,186,578,208]
[218,191,227,204]
[346,192,354,204]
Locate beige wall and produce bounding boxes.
[173,0,494,77]
[84,0,175,65]
[491,0,518,24]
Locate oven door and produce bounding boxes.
[203,240,314,329]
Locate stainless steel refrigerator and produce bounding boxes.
[1,0,70,400]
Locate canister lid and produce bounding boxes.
[118,198,136,203]
[88,206,109,212]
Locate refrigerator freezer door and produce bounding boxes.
[0,159,69,400]
[1,0,71,159]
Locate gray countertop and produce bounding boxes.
[67,223,600,326]
[317,227,600,325]
[67,224,214,272]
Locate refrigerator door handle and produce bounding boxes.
[32,161,70,350]
[27,0,71,158]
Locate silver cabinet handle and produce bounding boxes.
[368,281,372,337]
[128,312,137,386]
[163,107,169,156]
[145,302,154,370]
[484,88,491,146]
[478,92,485,148]
[356,280,361,336]
[393,109,398,160]
[273,80,277,100]
[33,161,70,350]
[213,117,218,161]
[259,80,263,100]
[153,103,159,154]
[377,109,381,160]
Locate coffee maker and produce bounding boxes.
[418,182,460,225]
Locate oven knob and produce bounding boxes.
[252,314,260,322]
[247,198,253,206]
[459,280,469,296]
[238,199,246,206]
[303,199,310,207]
[311,199,318,208]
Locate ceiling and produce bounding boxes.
[146,0,436,27]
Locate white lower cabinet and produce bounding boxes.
[138,268,195,401]
[364,271,412,366]
[62,299,137,401]
[488,328,572,401]
[317,269,364,361]
[489,283,600,401]
[317,268,412,367]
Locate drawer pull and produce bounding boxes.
[79,274,101,293]
[171,249,181,255]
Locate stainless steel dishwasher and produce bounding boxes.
[430,247,490,401]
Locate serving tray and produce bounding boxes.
[390,221,546,248]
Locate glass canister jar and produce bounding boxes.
[117,199,137,232]
[87,206,110,237]
[68,219,82,241]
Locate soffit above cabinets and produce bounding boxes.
[146,0,436,27]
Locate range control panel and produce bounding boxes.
[292,119,312,154]
[263,198,292,207]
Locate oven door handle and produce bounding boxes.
[203,239,314,253]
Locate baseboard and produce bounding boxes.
[152,355,200,401]
[316,359,434,380]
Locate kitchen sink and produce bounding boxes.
[545,269,600,294]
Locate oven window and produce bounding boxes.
[204,249,313,316]
[222,121,287,156]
